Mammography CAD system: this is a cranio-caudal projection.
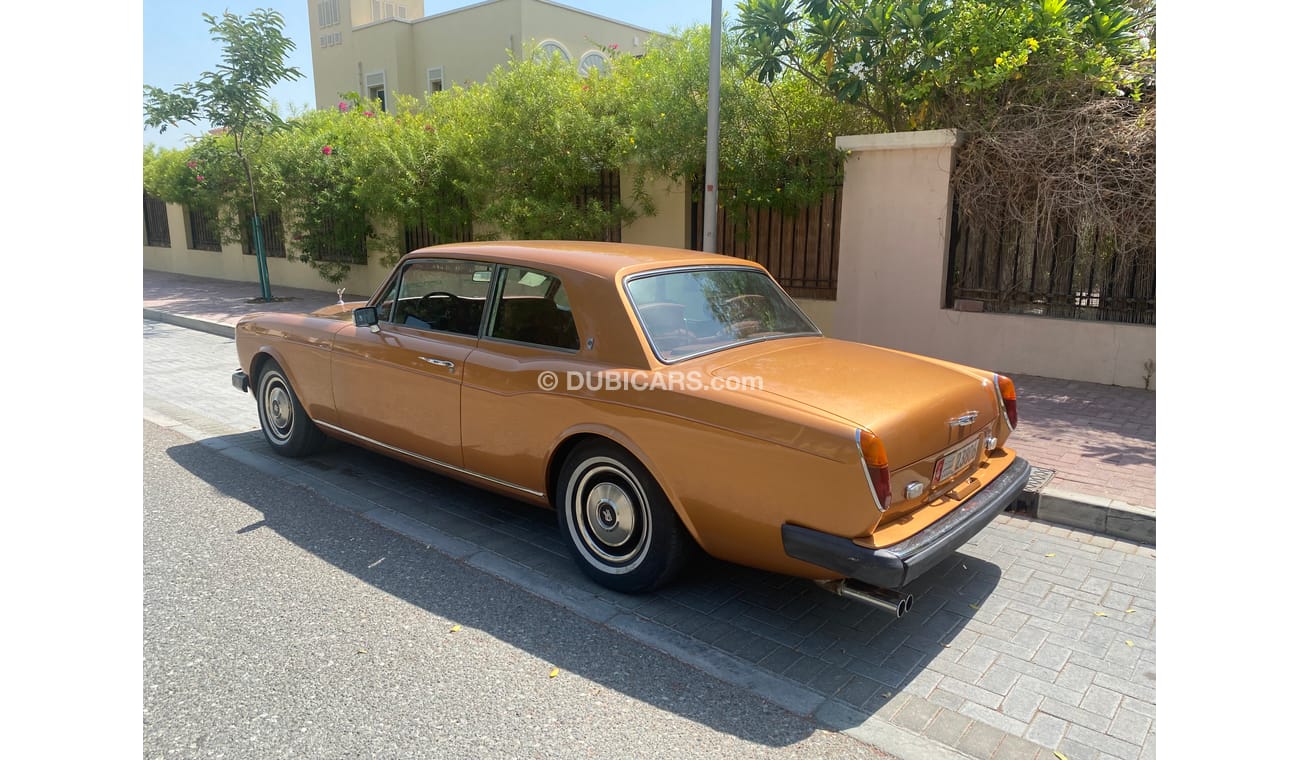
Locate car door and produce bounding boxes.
[330,257,493,467]
[461,265,583,494]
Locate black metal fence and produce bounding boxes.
[240,211,287,258]
[143,194,170,247]
[945,201,1155,325]
[577,168,622,243]
[690,181,842,300]
[310,213,369,264]
[404,197,474,252]
[186,206,222,252]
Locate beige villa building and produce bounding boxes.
[308,0,659,109]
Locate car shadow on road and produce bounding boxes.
[165,432,999,742]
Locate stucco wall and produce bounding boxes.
[830,129,1155,389]
[793,297,835,335]
[519,0,652,66]
[406,0,524,92]
[620,174,688,249]
[143,204,392,299]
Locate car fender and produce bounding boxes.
[548,422,707,548]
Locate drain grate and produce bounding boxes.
[1024,466,1056,493]
[1007,466,1055,513]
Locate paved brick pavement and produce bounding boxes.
[144,320,1158,760]
[1010,379,1155,512]
[144,269,1156,520]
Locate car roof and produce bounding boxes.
[403,241,764,280]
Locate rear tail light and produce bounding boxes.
[857,429,892,511]
[996,374,1018,429]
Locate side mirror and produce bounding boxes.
[353,306,381,333]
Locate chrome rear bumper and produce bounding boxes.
[782,456,1030,589]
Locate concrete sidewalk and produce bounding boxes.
[143,269,1155,545]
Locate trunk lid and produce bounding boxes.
[707,338,1001,470]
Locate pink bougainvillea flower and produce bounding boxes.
[337,101,350,112]
[195,175,205,182]
[364,111,375,118]
[186,160,197,169]
[610,43,618,50]
[322,145,333,155]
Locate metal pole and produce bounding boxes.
[702,0,722,253]
[252,213,273,301]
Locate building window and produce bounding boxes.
[534,40,571,63]
[578,51,609,77]
[143,193,171,247]
[428,66,444,93]
[365,71,387,112]
[371,1,407,21]
[317,0,340,27]
[185,206,222,252]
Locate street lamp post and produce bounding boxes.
[702,0,722,253]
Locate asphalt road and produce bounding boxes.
[144,420,893,759]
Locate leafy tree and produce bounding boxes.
[143,145,215,211]
[347,93,472,253]
[258,98,384,283]
[610,26,872,212]
[447,53,643,240]
[734,0,1153,130]
[143,9,303,300]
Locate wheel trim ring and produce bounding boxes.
[567,458,652,573]
[261,376,294,442]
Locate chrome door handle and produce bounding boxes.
[419,357,456,370]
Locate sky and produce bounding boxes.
[142,0,741,149]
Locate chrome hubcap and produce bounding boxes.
[264,380,293,440]
[571,461,650,567]
[585,482,635,548]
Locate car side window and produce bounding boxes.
[488,266,579,351]
[385,259,493,336]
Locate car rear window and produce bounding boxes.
[625,267,818,362]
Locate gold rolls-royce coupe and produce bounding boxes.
[232,242,1029,616]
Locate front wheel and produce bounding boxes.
[556,441,690,594]
[255,358,326,457]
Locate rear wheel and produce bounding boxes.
[556,441,690,593]
[255,358,326,457]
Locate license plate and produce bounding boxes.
[933,438,979,485]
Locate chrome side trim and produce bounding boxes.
[855,428,887,514]
[315,421,546,498]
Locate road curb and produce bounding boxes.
[144,309,235,339]
[1032,487,1156,546]
[143,313,1155,547]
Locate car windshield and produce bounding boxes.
[625,267,819,362]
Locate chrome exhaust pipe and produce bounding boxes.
[815,579,914,618]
